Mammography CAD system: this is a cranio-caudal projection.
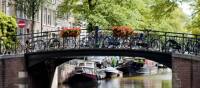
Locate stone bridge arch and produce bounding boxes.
[24,49,172,88]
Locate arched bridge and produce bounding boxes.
[1,29,200,68]
[1,30,200,88]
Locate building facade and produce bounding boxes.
[0,0,87,38]
[0,0,65,35]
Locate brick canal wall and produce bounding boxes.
[172,54,200,88]
[0,55,27,88]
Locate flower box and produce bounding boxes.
[112,26,133,37]
[60,27,81,37]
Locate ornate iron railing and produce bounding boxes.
[0,29,200,55]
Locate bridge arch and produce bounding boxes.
[25,48,172,68]
[25,49,172,88]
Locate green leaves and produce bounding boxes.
[0,12,17,49]
[15,0,45,18]
[58,0,188,33]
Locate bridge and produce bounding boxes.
[0,30,200,88]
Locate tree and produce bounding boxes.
[185,0,200,34]
[58,0,149,32]
[0,12,17,50]
[58,0,188,33]
[15,0,46,37]
[150,8,188,32]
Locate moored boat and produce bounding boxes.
[104,67,123,78]
[67,61,98,85]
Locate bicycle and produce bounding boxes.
[0,41,6,54]
[62,37,77,48]
[80,31,106,48]
[103,35,129,48]
[0,36,23,55]
[129,32,162,51]
[185,38,200,55]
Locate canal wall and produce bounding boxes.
[0,55,27,88]
[51,67,58,88]
[172,54,200,88]
[57,63,76,88]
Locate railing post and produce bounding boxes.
[0,39,2,54]
[95,26,99,48]
[164,32,167,52]
[195,35,198,55]
[62,37,64,48]
[146,30,150,50]
[15,35,17,54]
[182,34,185,54]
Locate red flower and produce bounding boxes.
[112,26,134,37]
[60,27,81,37]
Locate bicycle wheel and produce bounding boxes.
[64,38,76,48]
[48,38,60,49]
[163,40,181,53]
[194,43,200,55]
[0,43,6,54]
[103,37,111,48]
[88,37,96,48]
[31,40,46,51]
[15,43,24,54]
[79,37,87,48]
[121,38,130,48]
[185,41,194,54]
[129,37,138,49]
[150,39,162,51]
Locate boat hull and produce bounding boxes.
[105,72,119,78]
[67,73,97,85]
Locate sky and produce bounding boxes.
[179,2,193,16]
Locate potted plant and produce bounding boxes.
[60,27,81,37]
[112,26,134,37]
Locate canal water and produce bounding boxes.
[63,69,172,88]
[98,71,172,88]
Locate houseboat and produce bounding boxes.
[67,61,98,85]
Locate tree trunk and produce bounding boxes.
[87,23,95,33]
[31,14,35,40]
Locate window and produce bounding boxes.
[79,63,85,66]
[43,8,47,25]
[50,11,56,26]
[19,11,23,18]
[2,0,6,13]
[16,10,20,18]
[36,11,39,21]
[53,11,56,26]
[47,9,51,25]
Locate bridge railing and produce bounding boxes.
[0,29,200,55]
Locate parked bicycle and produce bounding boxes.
[80,30,106,48]
[185,38,200,55]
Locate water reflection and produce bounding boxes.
[98,72,172,88]
[61,73,171,88]
[98,78,120,88]
[62,81,98,88]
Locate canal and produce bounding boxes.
[98,70,172,88]
[62,69,172,88]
